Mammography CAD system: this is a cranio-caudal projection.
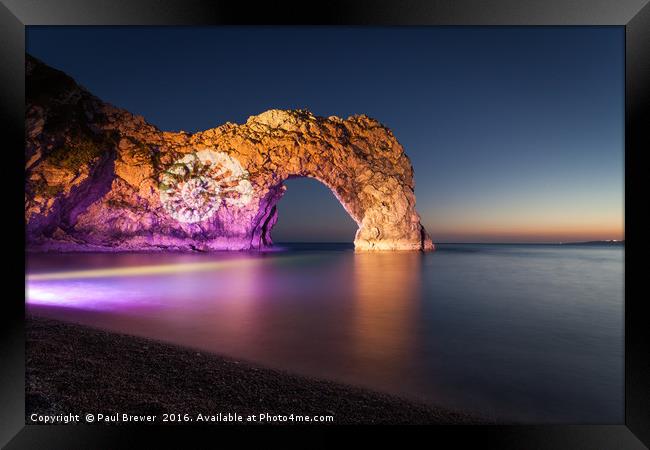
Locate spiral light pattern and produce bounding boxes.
[159,150,253,223]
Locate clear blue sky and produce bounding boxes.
[26,26,624,243]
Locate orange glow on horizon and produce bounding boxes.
[425,210,624,243]
[428,225,624,243]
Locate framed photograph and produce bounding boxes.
[2,0,648,447]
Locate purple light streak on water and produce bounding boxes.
[27,280,161,311]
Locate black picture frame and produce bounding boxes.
[2,0,648,447]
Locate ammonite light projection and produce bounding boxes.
[159,150,253,223]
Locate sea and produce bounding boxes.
[25,243,624,423]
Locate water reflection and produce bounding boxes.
[351,252,422,383]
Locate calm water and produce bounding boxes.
[25,243,624,423]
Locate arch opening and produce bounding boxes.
[267,177,359,246]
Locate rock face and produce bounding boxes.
[25,55,434,252]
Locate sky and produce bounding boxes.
[26,26,624,243]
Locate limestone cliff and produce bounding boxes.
[25,55,434,252]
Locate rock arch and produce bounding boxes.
[237,110,433,251]
[25,56,433,252]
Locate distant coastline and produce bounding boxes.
[559,240,624,246]
[434,241,624,246]
[271,242,626,248]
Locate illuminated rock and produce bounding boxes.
[25,55,434,252]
